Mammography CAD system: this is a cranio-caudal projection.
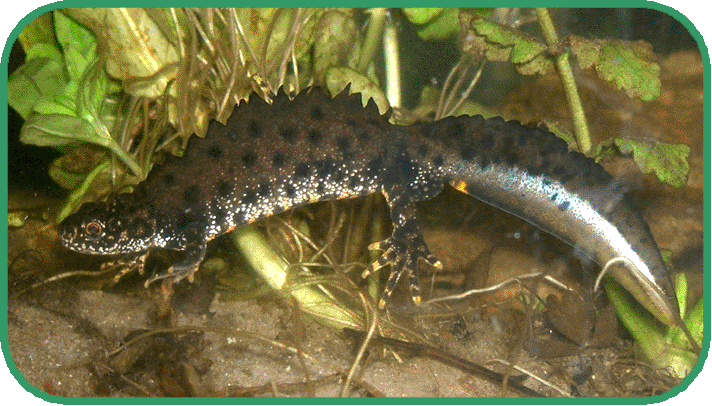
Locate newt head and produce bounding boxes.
[59,194,157,256]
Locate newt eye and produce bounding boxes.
[85,221,102,237]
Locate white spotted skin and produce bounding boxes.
[58,87,679,325]
[447,160,678,326]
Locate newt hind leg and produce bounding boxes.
[362,186,443,308]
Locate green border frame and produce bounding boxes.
[1,1,709,404]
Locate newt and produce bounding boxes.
[58,86,681,327]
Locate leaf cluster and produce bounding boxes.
[11,8,392,221]
[606,273,702,378]
[457,10,688,187]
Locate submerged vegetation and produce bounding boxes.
[8,7,702,393]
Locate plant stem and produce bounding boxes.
[535,8,592,154]
[230,225,364,331]
[57,160,110,222]
[358,8,387,73]
[383,17,401,108]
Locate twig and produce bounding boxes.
[424,271,577,305]
[489,358,571,397]
[340,301,379,397]
[343,328,546,397]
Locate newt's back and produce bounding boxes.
[59,86,680,327]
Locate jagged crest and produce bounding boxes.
[237,84,390,125]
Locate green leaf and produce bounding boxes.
[605,279,664,359]
[21,114,100,149]
[666,274,703,352]
[49,158,88,190]
[600,41,660,100]
[468,17,546,65]
[24,43,64,65]
[63,42,94,82]
[48,147,102,190]
[402,8,444,25]
[56,160,110,223]
[605,279,697,378]
[18,12,60,59]
[459,11,552,75]
[33,93,78,116]
[20,114,141,176]
[64,8,182,98]
[313,10,360,80]
[674,272,688,318]
[230,225,365,331]
[682,292,704,351]
[614,138,690,188]
[570,36,661,101]
[15,10,115,121]
[54,10,96,58]
[8,58,67,119]
[568,35,601,69]
[404,8,460,40]
[516,53,555,76]
[75,58,121,129]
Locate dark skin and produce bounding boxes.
[59,86,680,327]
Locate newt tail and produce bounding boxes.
[419,115,680,326]
[58,86,681,327]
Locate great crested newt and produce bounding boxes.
[58,86,681,327]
